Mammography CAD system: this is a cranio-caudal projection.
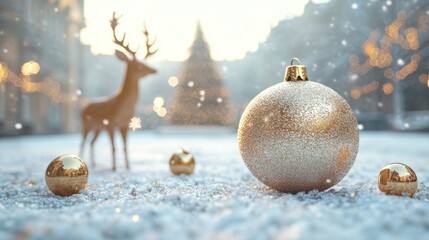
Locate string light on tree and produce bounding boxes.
[349,11,428,99]
[153,97,167,117]
[168,76,179,87]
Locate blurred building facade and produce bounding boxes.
[0,0,84,135]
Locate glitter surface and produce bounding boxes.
[238,81,359,193]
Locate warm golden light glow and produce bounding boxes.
[168,76,179,87]
[419,74,428,87]
[21,61,40,76]
[156,107,167,117]
[395,54,420,80]
[350,9,427,100]
[132,215,139,222]
[405,27,419,50]
[384,68,394,79]
[382,82,394,95]
[152,96,167,117]
[351,88,361,99]
[350,10,425,75]
[418,15,428,33]
[0,62,8,82]
[0,62,81,105]
[83,0,321,61]
[362,80,379,94]
[351,80,379,99]
[153,97,164,107]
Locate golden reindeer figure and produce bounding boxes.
[80,12,158,170]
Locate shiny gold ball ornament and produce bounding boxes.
[238,58,359,193]
[169,148,195,175]
[45,154,88,197]
[378,163,418,197]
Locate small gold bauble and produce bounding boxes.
[169,148,195,175]
[378,163,417,197]
[238,58,359,193]
[45,154,88,197]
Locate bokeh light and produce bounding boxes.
[0,62,8,82]
[21,61,40,76]
[382,82,394,95]
[153,97,164,107]
[168,76,178,87]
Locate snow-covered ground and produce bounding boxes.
[1,130,429,240]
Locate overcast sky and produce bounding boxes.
[81,0,329,61]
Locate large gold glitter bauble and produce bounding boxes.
[238,58,359,193]
[378,163,417,197]
[45,154,88,197]
[169,148,195,175]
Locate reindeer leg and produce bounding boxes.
[119,127,129,170]
[80,128,90,158]
[107,128,116,171]
[90,130,101,168]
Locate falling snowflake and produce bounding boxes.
[129,117,142,131]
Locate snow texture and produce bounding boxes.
[1,130,429,240]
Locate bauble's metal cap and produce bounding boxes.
[284,58,309,82]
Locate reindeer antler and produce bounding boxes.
[110,12,139,60]
[143,23,158,59]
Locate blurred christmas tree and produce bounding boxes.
[167,23,233,126]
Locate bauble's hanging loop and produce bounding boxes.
[284,58,309,82]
